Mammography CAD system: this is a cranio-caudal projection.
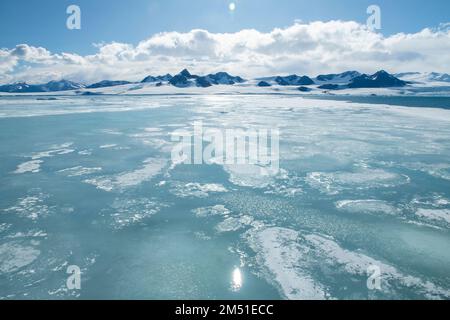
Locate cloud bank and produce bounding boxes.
[1,20,450,84]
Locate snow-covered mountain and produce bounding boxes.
[168,69,245,88]
[204,72,245,85]
[348,71,407,88]
[0,80,84,93]
[141,74,173,83]
[87,80,132,89]
[314,71,361,84]
[395,72,450,83]
[179,68,198,79]
[257,74,314,86]
[257,81,271,87]
[315,71,407,90]
[1,69,448,94]
[42,80,85,92]
[257,72,360,87]
[0,82,44,93]
[276,75,314,86]
[169,74,192,87]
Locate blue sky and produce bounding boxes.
[0,0,449,83]
[1,0,449,54]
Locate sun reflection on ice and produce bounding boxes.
[231,267,242,291]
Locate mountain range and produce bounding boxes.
[0,69,448,93]
[315,70,408,90]
[394,72,450,83]
[0,80,84,93]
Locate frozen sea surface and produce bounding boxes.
[0,95,449,300]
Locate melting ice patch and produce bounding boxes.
[31,143,75,160]
[192,205,230,218]
[404,163,450,181]
[263,170,304,198]
[106,198,169,229]
[129,128,170,151]
[0,242,40,274]
[170,182,228,198]
[13,160,43,174]
[307,167,409,195]
[224,164,283,189]
[84,158,167,192]
[411,194,450,207]
[129,127,164,138]
[305,234,450,299]
[335,200,399,216]
[99,144,118,149]
[100,129,123,135]
[246,227,450,300]
[409,194,450,227]
[4,193,52,220]
[0,223,11,233]
[13,143,75,174]
[415,209,450,225]
[140,138,170,151]
[78,150,92,156]
[215,216,254,233]
[192,205,256,233]
[246,227,328,300]
[5,230,48,240]
[57,166,102,177]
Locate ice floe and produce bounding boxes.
[415,209,450,225]
[215,216,254,233]
[84,157,167,191]
[57,166,102,177]
[246,226,450,300]
[3,193,52,220]
[107,198,169,229]
[13,160,43,174]
[13,143,76,174]
[305,233,450,299]
[192,204,257,233]
[335,200,399,216]
[307,167,410,195]
[170,182,228,198]
[224,164,282,188]
[0,242,40,274]
[246,227,328,300]
[31,143,75,160]
[192,205,230,218]
[99,144,118,149]
[405,163,450,181]
[0,223,11,233]
[409,194,450,227]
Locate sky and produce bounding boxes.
[0,0,449,83]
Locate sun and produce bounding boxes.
[229,2,236,12]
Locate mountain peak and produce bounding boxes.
[179,69,192,77]
[42,79,84,91]
[349,70,407,88]
[274,74,314,86]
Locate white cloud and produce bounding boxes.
[1,20,449,84]
[10,44,54,63]
[0,49,18,74]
